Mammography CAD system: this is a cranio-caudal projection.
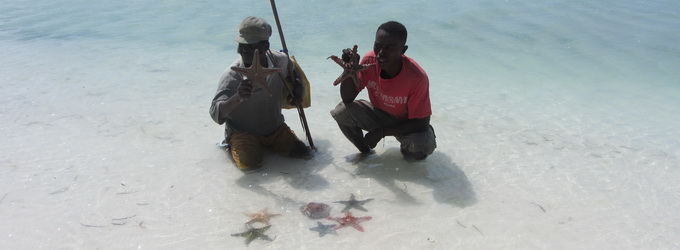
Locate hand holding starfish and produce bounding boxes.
[235,79,254,101]
[231,49,280,96]
[328,45,375,89]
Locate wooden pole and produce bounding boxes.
[269,0,315,149]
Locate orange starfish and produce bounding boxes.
[326,211,372,232]
[327,45,375,88]
[231,49,281,96]
[245,208,281,226]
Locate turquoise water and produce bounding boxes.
[1,0,679,249]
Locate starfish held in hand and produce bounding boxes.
[328,45,375,88]
[231,49,280,96]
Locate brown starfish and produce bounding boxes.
[231,49,281,96]
[245,208,281,226]
[328,45,375,88]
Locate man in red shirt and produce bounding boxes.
[331,21,436,160]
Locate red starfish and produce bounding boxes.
[326,211,372,232]
[230,49,281,96]
[327,45,375,88]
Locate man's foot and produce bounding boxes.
[218,138,230,149]
[358,145,373,154]
[239,166,264,174]
[290,141,314,160]
[345,149,375,164]
[338,125,372,155]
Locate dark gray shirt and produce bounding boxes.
[210,50,292,137]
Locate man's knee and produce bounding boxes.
[398,126,436,161]
[228,133,263,172]
[330,102,349,122]
[231,149,263,172]
[400,146,432,161]
[330,100,372,128]
[401,149,429,160]
[270,124,310,158]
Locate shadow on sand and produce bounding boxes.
[350,149,477,207]
[232,139,475,208]
[233,138,335,208]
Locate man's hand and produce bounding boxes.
[364,128,384,149]
[237,79,253,101]
[341,48,360,63]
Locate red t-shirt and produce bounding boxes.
[357,51,431,120]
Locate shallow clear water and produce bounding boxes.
[1,0,679,249]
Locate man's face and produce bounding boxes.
[237,41,269,66]
[373,29,406,73]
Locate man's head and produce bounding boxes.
[236,16,272,44]
[373,21,408,77]
[235,17,272,66]
[377,21,407,45]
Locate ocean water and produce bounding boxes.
[1,0,679,249]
